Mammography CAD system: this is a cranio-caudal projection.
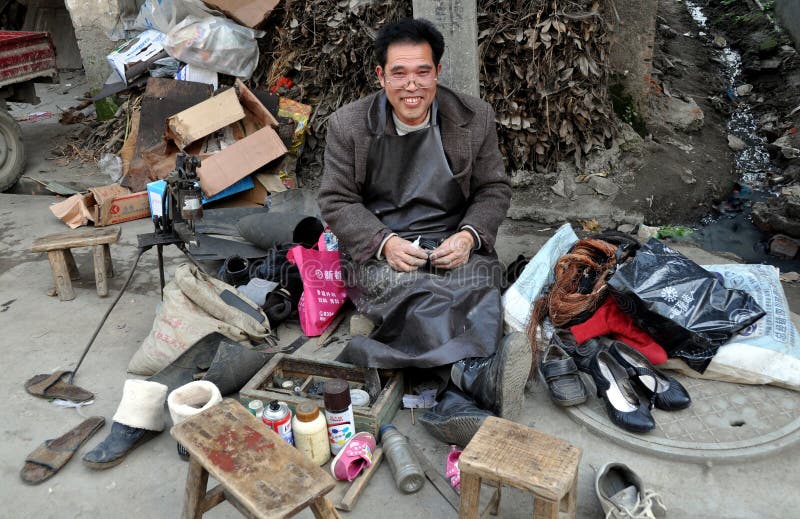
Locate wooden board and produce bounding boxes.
[171,399,336,518]
[240,354,403,437]
[32,226,121,252]
[121,78,213,192]
[327,447,384,512]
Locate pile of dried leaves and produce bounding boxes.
[254,0,616,179]
[478,0,615,171]
[251,0,412,182]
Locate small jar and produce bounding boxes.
[292,403,331,465]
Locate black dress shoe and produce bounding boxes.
[420,388,493,447]
[552,329,604,374]
[589,351,655,433]
[82,422,159,470]
[609,341,691,411]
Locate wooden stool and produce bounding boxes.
[171,399,340,519]
[31,227,121,301]
[458,416,582,519]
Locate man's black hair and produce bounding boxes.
[374,18,445,68]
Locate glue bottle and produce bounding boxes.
[292,403,330,465]
[380,424,425,494]
[324,378,355,455]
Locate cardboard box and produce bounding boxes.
[107,30,166,84]
[201,0,279,29]
[90,185,150,226]
[49,184,150,228]
[192,80,287,198]
[166,88,245,150]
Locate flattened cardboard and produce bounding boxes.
[49,193,95,229]
[166,88,245,149]
[201,0,279,28]
[196,81,287,198]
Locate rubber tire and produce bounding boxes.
[0,108,25,192]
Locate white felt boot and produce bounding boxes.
[112,379,168,432]
[167,381,222,425]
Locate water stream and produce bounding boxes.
[681,1,796,270]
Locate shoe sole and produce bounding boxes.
[82,430,158,470]
[419,413,488,447]
[496,333,533,419]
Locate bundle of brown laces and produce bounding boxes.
[528,238,620,346]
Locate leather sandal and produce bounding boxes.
[539,342,588,406]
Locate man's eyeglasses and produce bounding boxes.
[384,72,437,90]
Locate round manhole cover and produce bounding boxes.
[565,374,800,462]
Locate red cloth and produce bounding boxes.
[570,298,668,364]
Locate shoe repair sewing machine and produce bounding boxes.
[137,152,207,293]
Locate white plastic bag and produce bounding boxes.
[134,0,217,33]
[502,223,579,332]
[663,264,800,391]
[164,15,263,79]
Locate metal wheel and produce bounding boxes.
[0,107,25,192]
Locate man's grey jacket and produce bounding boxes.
[318,85,512,264]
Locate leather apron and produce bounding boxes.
[362,95,465,242]
[337,95,503,369]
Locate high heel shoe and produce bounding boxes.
[589,351,655,433]
[609,341,691,411]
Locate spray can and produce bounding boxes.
[262,400,294,445]
[380,424,425,493]
[324,379,355,455]
[292,403,331,465]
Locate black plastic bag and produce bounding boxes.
[608,239,765,372]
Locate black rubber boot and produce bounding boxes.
[218,255,250,286]
[450,332,531,419]
[420,388,492,447]
[82,422,159,470]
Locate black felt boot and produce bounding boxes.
[449,332,532,419]
[82,380,166,470]
[82,422,159,470]
[420,388,492,447]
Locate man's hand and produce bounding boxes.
[383,236,429,272]
[429,230,474,269]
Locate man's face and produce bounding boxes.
[376,42,441,127]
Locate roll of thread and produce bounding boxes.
[324,378,355,455]
[380,424,425,493]
[292,403,331,465]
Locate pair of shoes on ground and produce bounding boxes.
[596,462,666,518]
[420,332,532,447]
[544,332,691,433]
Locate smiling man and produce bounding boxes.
[318,18,530,445]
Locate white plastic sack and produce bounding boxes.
[134,0,217,33]
[502,223,579,332]
[663,264,800,391]
[128,263,270,375]
[163,15,263,79]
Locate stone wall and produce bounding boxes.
[607,0,658,116]
[63,0,123,90]
[775,0,800,49]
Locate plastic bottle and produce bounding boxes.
[324,379,356,455]
[380,424,425,494]
[292,403,331,465]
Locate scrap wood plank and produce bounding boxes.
[409,441,461,512]
[327,447,384,511]
[122,78,212,192]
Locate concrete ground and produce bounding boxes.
[2,77,800,519]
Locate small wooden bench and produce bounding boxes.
[31,227,121,301]
[458,416,582,519]
[171,399,340,519]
